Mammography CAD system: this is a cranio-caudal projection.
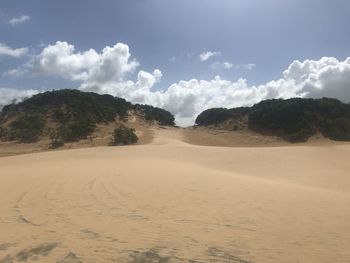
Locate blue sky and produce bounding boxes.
[1,0,350,125]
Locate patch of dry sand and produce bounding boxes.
[0,127,350,262]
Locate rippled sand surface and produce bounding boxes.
[1,128,350,262]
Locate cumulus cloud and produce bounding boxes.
[0,88,39,108]
[82,56,350,126]
[9,41,350,126]
[265,57,350,101]
[199,51,221,62]
[80,69,163,105]
[31,41,139,82]
[9,15,30,26]
[0,43,28,58]
[82,76,267,126]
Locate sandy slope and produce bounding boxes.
[0,128,350,263]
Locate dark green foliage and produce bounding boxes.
[0,127,8,141]
[57,118,96,142]
[0,89,175,143]
[249,98,350,142]
[195,107,250,126]
[248,98,316,142]
[196,98,350,142]
[134,104,175,126]
[321,117,350,141]
[7,114,46,143]
[1,89,131,123]
[111,125,138,145]
[195,108,232,125]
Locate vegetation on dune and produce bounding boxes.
[2,114,46,143]
[2,89,132,122]
[49,136,65,149]
[0,90,128,143]
[0,89,175,144]
[195,98,350,142]
[249,98,350,142]
[111,125,138,145]
[134,104,175,126]
[195,107,250,126]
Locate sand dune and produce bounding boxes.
[1,128,350,262]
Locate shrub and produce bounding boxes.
[196,97,350,142]
[111,125,138,145]
[195,107,250,126]
[50,137,65,149]
[134,104,175,126]
[321,117,350,141]
[195,108,232,126]
[8,114,46,143]
[248,99,317,142]
[57,118,96,142]
[0,89,175,144]
[0,127,9,141]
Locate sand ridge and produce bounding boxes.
[0,127,350,262]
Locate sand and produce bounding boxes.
[0,127,350,262]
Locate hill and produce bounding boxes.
[0,89,175,145]
[195,98,350,143]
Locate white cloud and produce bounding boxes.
[244,63,256,70]
[199,51,221,62]
[80,69,163,105]
[31,41,139,82]
[82,56,350,126]
[9,15,30,26]
[8,41,350,126]
[0,43,28,58]
[210,62,255,71]
[0,88,39,108]
[210,61,233,70]
[266,57,350,101]
[223,62,233,69]
[2,68,26,77]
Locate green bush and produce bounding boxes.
[248,98,350,142]
[134,104,175,126]
[321,117,350,141]
[8,114,46,143]
[195,98,350,142]
[195,108,232,125]
[0,89,175,144]
[57,118,96,142]
[1,89,132,123]
[195,107,250,126]
[248,99,316,142]
[111,125,138,145]
[0,127,9,141]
